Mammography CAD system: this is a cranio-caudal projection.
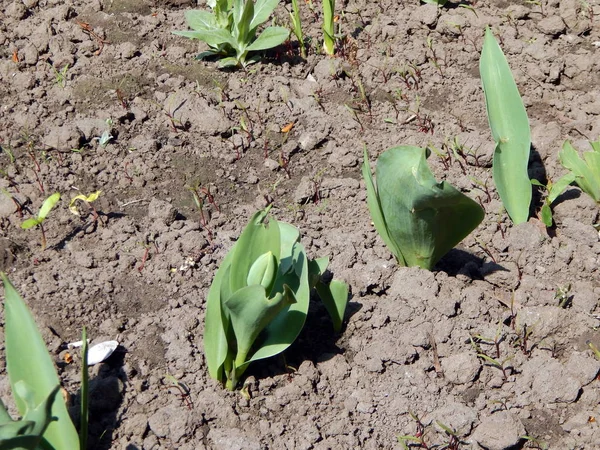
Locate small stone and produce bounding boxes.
[471,411,525,450]
[43,124,82,150]
[21,43,39,65]
[440,352,480,385]
[118,42,138,59]
[148,198,177,226]
[560,218,598,247]
[6,1,27,18]
[22,0,39,7]
[537,15,566,36]
[73,251,94,268]
[293,176,314,204]
[414,4,438,27]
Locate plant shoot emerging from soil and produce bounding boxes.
[558,138,600,204]
[21,192,60,251]
[204,207,348,390]
[362,146,484,270]
[173,0,290,68]
[480,27,532,225]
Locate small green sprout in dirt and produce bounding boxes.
[530,174,575,227]
[521,435,549,450]
[50,63,69,88]
[96,119,114,148]
[173,0,290,68]
[1,274,81,450]
[205,206,348,390]
[322,0,335,55]
[362,146,484,270]
[21,192,60,250]
[69,190,103,223]
[558,138,600,203]
[554,283,572,308]
[289,0,306,58]
[587,340,600,361]
[480,27,531,225]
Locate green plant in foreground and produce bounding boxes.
[362,146,484,270]
[480,27,531,225]
[289,0,306,58]
[1,274,82,450]
[558,138,600,203]
[530,175,575,227]
[173,0,290,68]
[21,192,60,250]
[322,0,335,55]
[205,207,348,390]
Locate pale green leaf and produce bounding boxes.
[250,0,279,29]
[184,9,218,30]
[315,279,348,333]
[246,26,289,52]
[38,192,60,221]
[480,27,531,224]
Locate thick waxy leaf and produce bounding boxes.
[322,0,335,55]
[246,251,278,294]
[559,140,600,202]
[315,280,348,333]
[362,149,406,265]
[2,274,79,450]
[246,27,289,52]
[373,146,484,270]
[480,27,531,224]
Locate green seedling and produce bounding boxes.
[96,119,113,148]
[2,274,80,449]
[289,0,306,58]
[21,192,60,250]
[480,27,532,225]
[173,0,290,68]
[555,283,572,308]
[477,352,514,381]
[362,146,484,270]
[322,0,335,55]
[69,190,102,223]
[530,175,575,227]
[205,207,348,390]
[558,139,600,203]
[50,63,69,88]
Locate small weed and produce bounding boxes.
[555,283,572,308]
[50,63,70,88]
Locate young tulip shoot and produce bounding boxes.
[205,207,348,390]
[362,146,484,270]
[322,0,335,55]
[480,27,532,225]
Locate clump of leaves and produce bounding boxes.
[21,192,60,250]
[480,27,531,225]
[205,207,348,390]
[362,146,484,270]
[173,0,290,68]
[558,138,600,203]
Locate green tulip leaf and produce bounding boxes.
[480,27,531,224]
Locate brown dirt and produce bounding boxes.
[1,0,600,448]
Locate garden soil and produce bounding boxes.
[1,0,600,448]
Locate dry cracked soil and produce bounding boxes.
[1,0,600,448]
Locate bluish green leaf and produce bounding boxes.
[172,29,235,48]
[184,10,218,30]
[250,0,279,29]
[480,27,531,224]
[315,279,348,333]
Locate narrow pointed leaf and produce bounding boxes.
[548,173,576,204]
[315,279,348,333]
[559,140,600,202]
[480,27,531,224]
[38,193,60,221]
[2,274,79,450]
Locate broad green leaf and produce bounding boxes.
[422,0,447,5]
[21,218,41,230]
[172,29,235,48]
[250,0,279,29]
[375,146,484,269]
[223,284,296,367]
[184,9,218,30]
[308,257,329,288]
[38,192,60,221]
[218,57,240,67]
[322,0,335,54]
[246,251,278,294]
[243,222,310,367]
[204,250,235,381]
[362,148,406,265]
[2,274,79,450]
[233,0,254,45]
[246,27,290,52]
[480,27,531,224]
[315,279,348,333]
[540,204,552,227]
[229,208,280,293]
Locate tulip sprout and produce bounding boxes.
[558,139,600,203]
[205,207,348,390]
[362,146,484,270]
